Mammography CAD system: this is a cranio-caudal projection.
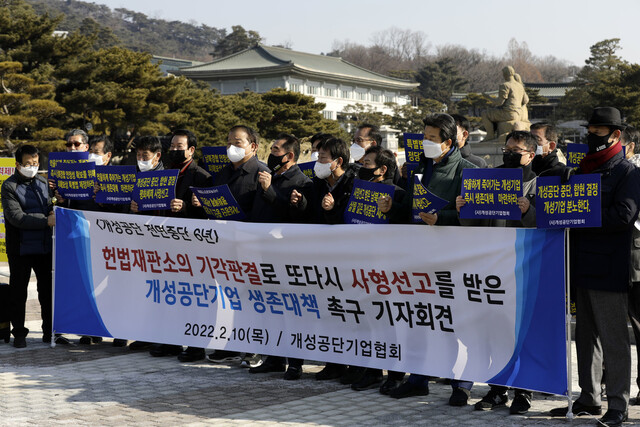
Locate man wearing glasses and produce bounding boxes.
[64,129,90,152]
[1,145,55,348]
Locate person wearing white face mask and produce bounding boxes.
[377,114,478,402]
[1,145,56,349]
[129,136,164,216]
[199,125,269,366]
[529,122,566,176]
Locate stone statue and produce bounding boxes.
[481,66,530,140]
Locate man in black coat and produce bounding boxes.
[153,129,213,361]
[1,145,55,348]
[247,133,312,379]
[550,108,640,426]
[530,122,565,175]
[451,114,487,168]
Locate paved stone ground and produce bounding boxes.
[1,264,639,426]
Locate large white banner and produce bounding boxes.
[54,208,566,394]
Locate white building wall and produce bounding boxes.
[207,75,413,119]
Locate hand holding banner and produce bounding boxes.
[191,185,245,220]
[134,169,178,211]
[95,165,137,204]
[412,174,448,223]
[536,174,601,228]
[344,179,395,224]
[460,168,523,220]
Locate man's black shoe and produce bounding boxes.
[13,336,26,348]
[0,327,10,343]
[207,350,242,363]
[379,378,400,395]
[54,335,72,346]
[351,373,383,391]
[177,347,205,362]
[149,344,182,357]
[340,366,366,385]
[389,381,429,399]
[315,364,346,381]
[283,366,302,380]
[549,401,602,417]
[128,341,152,351]
[509,392,531,415]
[79,336,92,345]
[112,339,127,347]
[449,387,470,406]
[598,409,628,427]
[474,389,508,410]
[249,363,286,374]
[635,390,640,405]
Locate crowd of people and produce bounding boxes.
[1,107,639,427]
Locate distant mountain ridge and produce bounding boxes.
[27,0,225,61]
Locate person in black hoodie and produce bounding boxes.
[530,122,565,176]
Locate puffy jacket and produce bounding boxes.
[1,171,53,255]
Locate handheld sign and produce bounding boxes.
[55,162,96,200]
[201,146,229,179]
[536,174,601,228]
[134,169,178,211]
[344,179,395,224]
[566,143,589,169]
[298,161,316,180]
[403,133,423,178]
[191,185,245,221]
[95,165,137,204]
[460,168,523,221]
[48,152,89,185]
[412,174,449,223]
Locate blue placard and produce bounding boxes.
[460,168,523,220]
[298,161,316,180]
[95,165,137,204]
[134,169,178,211]
[412,174,449,223]
[536,174,601,228]
[566,143,589,169]
[48,152,90,184]
[55,162,96,200]
[201,146,229,179]
[343,179,395,224]
[403,133,423,168]
[191,185,245,221]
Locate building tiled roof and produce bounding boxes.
[178,44,418,90]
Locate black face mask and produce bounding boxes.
[267,153,287,173]
[586,131,613,154]
[358,166,381,181]
[502,151,523,168]
[168,150,187,165]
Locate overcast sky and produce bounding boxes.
[90,0,640,66]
